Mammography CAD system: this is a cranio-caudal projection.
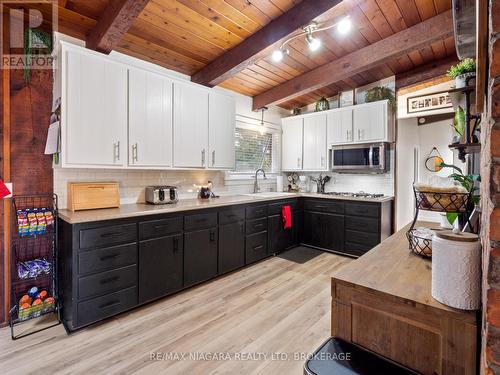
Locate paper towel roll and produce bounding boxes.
[431,231,480,310]
[276,176,284,192]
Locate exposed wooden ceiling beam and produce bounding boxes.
[252,10,454,110]
[191,0,343,88]
[395,55,458,90]
[86,0,149,54]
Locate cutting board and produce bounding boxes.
[67,182,120,211]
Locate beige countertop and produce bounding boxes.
[58,192,394,224]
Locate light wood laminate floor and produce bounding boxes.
[0,247,350,375]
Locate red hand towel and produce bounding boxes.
[282,205,292,229]
[0,179,11,199]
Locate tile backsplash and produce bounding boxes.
[54,168,276,209]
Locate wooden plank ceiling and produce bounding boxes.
[39,0,455,110]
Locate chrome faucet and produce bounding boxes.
[253,168,267,193]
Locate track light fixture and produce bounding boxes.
[271,17,352,62]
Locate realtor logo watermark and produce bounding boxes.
[1,0,57,70]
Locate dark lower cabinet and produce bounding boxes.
[219,221,245,274]
[184,228,218,287]
[138,234,183,304]
[268,214,294,254]
[303,211,345,253]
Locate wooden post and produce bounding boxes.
[2,9,11,326]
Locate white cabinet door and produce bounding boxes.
[353,101,387,142]
[281,117,303,171]
[173,81,209,168]
[208,92,235,169]
[129,69,173,167]
[64,48,127,167]
[327,108,353,144]
[303,114,327,170]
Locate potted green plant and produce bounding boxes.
[447,58,476,88]
[451,106,466,144]
[439,162,480,227]
[315,97,330,112]
[364,86,396,111]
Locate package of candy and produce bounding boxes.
[16,210,29,237]
[36,210,46,234]
[44,209,54,227]
[27,209,38,236]
[27,286,38,299]
[17,262,29,279]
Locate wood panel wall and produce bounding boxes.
[0,68,53,326]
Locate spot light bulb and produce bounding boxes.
[337,18,352,35]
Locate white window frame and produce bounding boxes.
[225,116,281,183]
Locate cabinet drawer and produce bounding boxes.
[344,241,374,256]
[246,217,268,235]
[246,205,268,219]
[268,200,298,215]
[77,286,137,327]
[219,207,245,225]
[78,243,137,275]
[304,199,344,214]
[345,230,380,246]
[184,213,217,231]
[79,223,137,250]
[345,216,379,233]
[139,217,182,240]
[345,202,380,218]
[78,265,137,300]
[246,231,268,264]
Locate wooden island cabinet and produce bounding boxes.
[331,222,478,375]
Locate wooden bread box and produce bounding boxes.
[67,182,120,211]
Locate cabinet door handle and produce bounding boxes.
[212,150,215,166]
[201,149,206,166]
[99,300,121,310]
[100,254,119,261]
[100,275,120,284]
[358,129,361,140]
[297,157,301,168]
[116,141,120,161]
[173,237,179,252]
[132,143,138,162]
[209,230,216,242]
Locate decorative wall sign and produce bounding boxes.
[407,91,452,114]
[339,90,355,107]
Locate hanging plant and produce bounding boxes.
[23,28,52,83]
[364,86,396,111]
[315,97,330,112]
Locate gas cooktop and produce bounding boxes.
[321,191,385,199]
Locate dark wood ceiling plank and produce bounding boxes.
[224,0,273,26]
[255,60,297,80]
[191,0,342,86]
[443,36,456,56]
[358,0,394,39]
[433,0,451,13]
[394,0,421,26]
[375,0,407,32]
[252,10,453,109]
[413,0,437,20]
[395,55,458,89]
[430,39,447,60]
[199,0,262,33]
[86,0,149,53]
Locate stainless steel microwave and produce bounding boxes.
[330,143,389,173]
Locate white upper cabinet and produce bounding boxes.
[327,108,353,144]
[63,46,127,167]
[281,117,304,171]
[208,91,235,169]
[303,114,327,171]
[353,101,391,142]
[128,68,173,168]
[173,81,209,168]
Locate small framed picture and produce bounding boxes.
[407,90,453,114]
[339,90,355,107]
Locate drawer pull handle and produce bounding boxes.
[101,231,123,238]
[255,223,264,228]
[253,245,264,251]
[100,276,120,284]
[99,300,121,310]
[100,254,119,261]
[154,225,168,231]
